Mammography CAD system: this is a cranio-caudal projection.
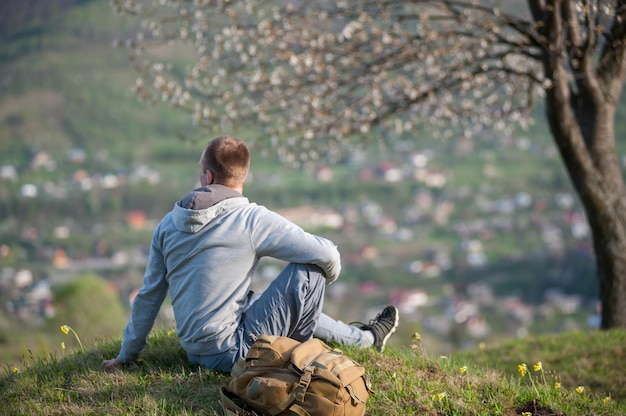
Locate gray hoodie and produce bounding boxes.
[117,185,341,362]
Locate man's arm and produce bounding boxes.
[102,232,169,368]
[252,209,342,283]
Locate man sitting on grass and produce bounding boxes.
[103,135,399,372]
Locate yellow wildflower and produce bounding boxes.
[518,363,528,377]
[554,382,561,389]
[533,361,542,372]
[436,392,447,401]
[459,366,468,374]
[12,366,18,373]
[575,386,585,394]
[478,342,486,351]
[61,342,65,350]
[521,412,532,416]
[59,324,84,351]
[603,396,612,403]
[412,332,422,341]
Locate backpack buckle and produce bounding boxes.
[295,366,315,402]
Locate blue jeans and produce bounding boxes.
[188,263,373,372]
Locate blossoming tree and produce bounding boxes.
[111,0,626,329]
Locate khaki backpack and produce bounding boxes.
[219,334,371,416]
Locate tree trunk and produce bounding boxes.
[533,0,626,329]
[590,197,626,329]
[543,63,626,330]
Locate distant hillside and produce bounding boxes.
[1,0,625,165]
[0,0,90,39]
[0,0,199,168]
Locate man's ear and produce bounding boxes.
[206,170,214,185]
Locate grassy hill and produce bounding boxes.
[1,329,624,415]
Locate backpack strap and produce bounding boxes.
[330,358,358,377]
[288,404,310,416]
[231,357,245,378]
[345,383,368,406]
[264,365,314,416]
[219,387,257,416]
[317,349,343,366]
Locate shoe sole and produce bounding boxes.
[379,306,400,352]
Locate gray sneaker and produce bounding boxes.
[360,305,399,352]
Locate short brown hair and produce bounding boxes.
[203,136,250,187]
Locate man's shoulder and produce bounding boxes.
[235,202,291,223]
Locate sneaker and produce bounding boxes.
[359,305,399,352]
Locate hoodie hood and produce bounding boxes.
[172,185,248,233]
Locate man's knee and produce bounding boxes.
[287,263,326,286]
[273,264,326,303]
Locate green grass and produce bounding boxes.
[1,329,624,415]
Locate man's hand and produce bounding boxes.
[102,358,123,371]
